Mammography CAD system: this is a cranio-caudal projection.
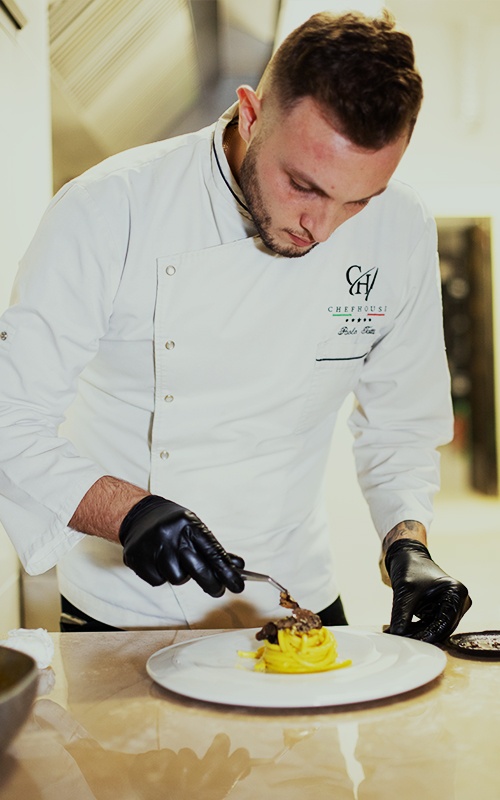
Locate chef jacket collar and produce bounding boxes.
[211,103,256,228]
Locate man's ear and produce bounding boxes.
[236,85,261,144]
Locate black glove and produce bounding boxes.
[385,539,472,643]
[119,495,245,598]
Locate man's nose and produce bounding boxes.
[299,204,343,243]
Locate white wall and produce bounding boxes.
[0,0,52,636]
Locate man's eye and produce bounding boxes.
[350,199,369,208]
[290,178,310,193]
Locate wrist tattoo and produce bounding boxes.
[383,520,427,554]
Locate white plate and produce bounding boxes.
[146,627,447,708]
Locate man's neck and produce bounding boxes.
[223,120,246,183]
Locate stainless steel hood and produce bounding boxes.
[49,0,278,191]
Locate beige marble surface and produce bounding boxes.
[0,629,499,799]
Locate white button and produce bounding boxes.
[165,341,175,350]
[0,331,7,341]
[160,451,170,459]
[166,265,176,276]
[164,395,174,402]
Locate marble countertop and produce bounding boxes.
[0,628,499,799]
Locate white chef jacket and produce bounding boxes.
[0,104,453,628]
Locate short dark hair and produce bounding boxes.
[263,9,423,149]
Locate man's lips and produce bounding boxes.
[287,231,315,247]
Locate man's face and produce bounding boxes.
[238,96,408,258]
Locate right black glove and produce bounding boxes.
[119,495,245,598]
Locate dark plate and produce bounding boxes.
[447,631,500,659]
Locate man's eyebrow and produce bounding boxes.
[286,166,388,203]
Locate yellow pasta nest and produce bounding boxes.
[238,626,352,674]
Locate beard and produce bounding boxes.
[238,138,318,259]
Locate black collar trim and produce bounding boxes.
[212,138,249,214]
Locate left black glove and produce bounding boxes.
[385,538,472,643]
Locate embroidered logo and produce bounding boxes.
[346,265,378,301]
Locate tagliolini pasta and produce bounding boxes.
[239,626,352,674]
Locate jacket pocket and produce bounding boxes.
[295,339,368,434]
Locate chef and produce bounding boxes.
[0,10,470,639]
